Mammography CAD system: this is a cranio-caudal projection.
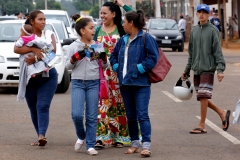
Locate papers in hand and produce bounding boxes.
[90,43,104,53]
[41,51,59,67]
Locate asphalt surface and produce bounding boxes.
[1,49,240,160]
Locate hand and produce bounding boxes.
[71,50,86,62]
[25,54,36,66]
[217,73,224,82]
[182,72,190,80]
[99,52,107,62]
[114,0,125,7]
[31,47,44,59]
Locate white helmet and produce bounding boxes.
[173,77,194,100]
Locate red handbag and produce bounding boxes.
[98,59,109,105]
[143,34,172,83]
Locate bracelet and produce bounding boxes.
[35,55,38,62]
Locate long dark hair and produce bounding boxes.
[25,10,43,25]
[103,2,125,37]
[125,10,146,30]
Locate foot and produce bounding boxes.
[38,137,47,146]
[75,139,84,152]
[189,128,207,134]
[87,148,98,156]
[141,149,151,157]
[125,146,139,154]
[94,140,105,150]
[31,140,39,146]
[113,142,124,148]
[222,110,231,131]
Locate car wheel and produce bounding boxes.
[56,68,70,93]
[172,48,177,51]
[178,44,184,52]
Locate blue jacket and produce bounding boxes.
[110,30,159,86]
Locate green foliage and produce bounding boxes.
[136,0,154,17]
[35,0,62,10]
[0,0,34,15]
[89,4,99,18]
[73,0,92,11]
[61,0,78,16]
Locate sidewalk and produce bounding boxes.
[184,39,240,54]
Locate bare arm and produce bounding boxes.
[51,34,57,53]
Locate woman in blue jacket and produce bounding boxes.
[110,10,159,157]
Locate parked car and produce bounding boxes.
[40,10,78,38]
[0,20,72,93]
[46,19,74,74]
[146,18,184,52]
[0,16,17,21]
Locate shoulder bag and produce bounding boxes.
[143,33,172,83]
[98,59,109,105]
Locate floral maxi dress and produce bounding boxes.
[96,27,131,145]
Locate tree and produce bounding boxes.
[35,0,62,10]
[73,0,92,11]
[1,0,34,15]
[61,0,78,16]
[136,0,154,18]
[89,4,99,18]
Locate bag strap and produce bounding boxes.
[98,59,104,80]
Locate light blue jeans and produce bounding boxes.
[71,79,99,149]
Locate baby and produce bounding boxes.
[16,24,49,78]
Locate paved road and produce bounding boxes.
[0,50,240,160]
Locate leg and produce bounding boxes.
[198,98,208,129]
[208,100,230,130]
[120,86,139,142]
[85,80,99,150]
[120,86,140,153]
[134,86,151,150]
[25,82,39,135]
[36,69,58,138]
[71,79,86,141]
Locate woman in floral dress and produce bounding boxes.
[93,0,133,148]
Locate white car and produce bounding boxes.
[40,10,78,38]
[0,20,71,93]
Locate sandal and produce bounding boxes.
[38,137,47,146]
[113,142,124,148]
[94,140,105,149]
[31,140,39,146]
[141,149,151,157]
[125,147,139,154]
[222,110,231,131]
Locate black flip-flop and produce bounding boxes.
[94,140,105,149]
[222,110,231,131]
[189,128,207,134]
[112,142,124,148]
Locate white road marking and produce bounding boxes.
[162,91,182,102]
[196,116,240,144]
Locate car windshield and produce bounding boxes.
[44,15,69,27]
[150,20,178,30]
[0,23,56,42]
[51,23,67,40]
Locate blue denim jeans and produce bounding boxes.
[120,85,151,149]
[71,79,99,149]
[25,68,58,136]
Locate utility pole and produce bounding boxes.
[155,0,161,18]
[45,0,47,10]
